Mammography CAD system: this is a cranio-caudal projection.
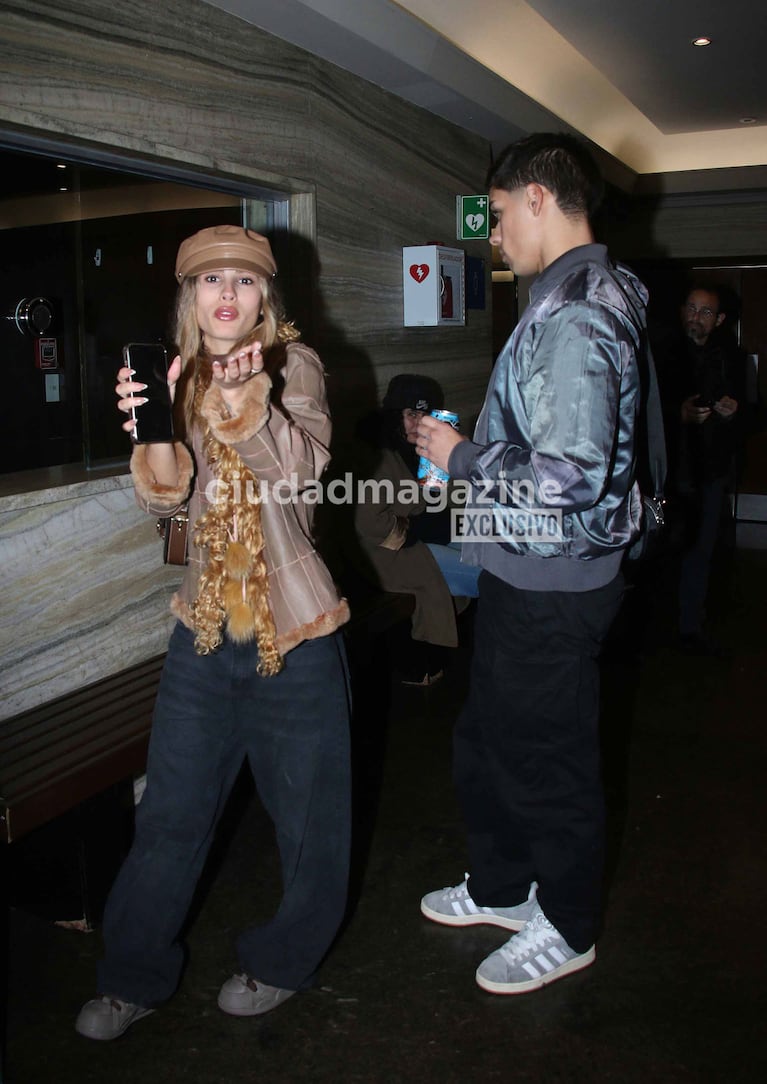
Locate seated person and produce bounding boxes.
[353,374,479,685]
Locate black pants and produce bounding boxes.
[678,476,728,636]
[454,570,624,953]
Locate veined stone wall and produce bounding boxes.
[0,473,180,718]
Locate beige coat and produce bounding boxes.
[354,446,457,648]
[131,343,349,656]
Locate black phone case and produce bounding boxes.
[124,343,174,443]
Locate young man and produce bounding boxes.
[416,133,645,995]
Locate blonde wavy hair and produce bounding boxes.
[173,272,301,676]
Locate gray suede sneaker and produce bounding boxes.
[420,876,538,931]
[217,973,296,1017]
[475,909,595,995]
[75,996,155,1041]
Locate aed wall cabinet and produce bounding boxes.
[403,246,465,326]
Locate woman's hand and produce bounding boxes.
[116,355,181,486]
[116,354,182,437]
[211,342,264,387]
[212,342,266,415]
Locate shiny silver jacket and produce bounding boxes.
[450,244,646,592]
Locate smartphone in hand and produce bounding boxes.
[123,343,174,443]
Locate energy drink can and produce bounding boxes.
[417,409,460,487]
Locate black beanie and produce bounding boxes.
[382,374,444,413]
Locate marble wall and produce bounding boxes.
[0,0,494,714]
[606,194,767,263]
[0,472,180,719]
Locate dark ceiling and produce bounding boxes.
[526,0,765,134]
[0,147,153,201]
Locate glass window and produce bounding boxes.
[0,143,289,473]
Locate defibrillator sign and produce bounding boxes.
[456,194,490,240]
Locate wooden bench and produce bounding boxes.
[1,588,412,832]
[0,588,413,924]
[0,655,165,846]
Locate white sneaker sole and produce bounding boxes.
[420,899,528,931]
[475,945,596,995]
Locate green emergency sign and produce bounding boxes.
[456,194,490,240]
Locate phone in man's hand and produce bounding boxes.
[123,343,174,443]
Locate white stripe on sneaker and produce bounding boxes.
[534,953,556,973]
[522,944,571,979]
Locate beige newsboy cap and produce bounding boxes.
[175,225,277,283]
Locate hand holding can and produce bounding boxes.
[417,409,460,486]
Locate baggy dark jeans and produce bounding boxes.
[97,622,352,1006]
[454,570,624,953]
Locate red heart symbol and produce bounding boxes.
[409,264,430,283]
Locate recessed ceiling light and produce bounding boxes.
[59,186,68,192]
[739,117,757,125]
[692,36,712,46]
[56,162,67,170]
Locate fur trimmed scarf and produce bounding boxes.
[189,365,282,676]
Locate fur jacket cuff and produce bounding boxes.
[200,372,271,445]
[131,440,194,512]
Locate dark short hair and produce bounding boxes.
[685,283,724,313]
[486,132,604,219]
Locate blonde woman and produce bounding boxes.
[76,226,351,1041]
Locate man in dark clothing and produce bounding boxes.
[656,285,743,652]
[415,133,644,995]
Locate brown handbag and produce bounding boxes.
[157,509,189,566]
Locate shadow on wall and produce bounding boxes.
[281,231,379,451]
[278,232,378,588]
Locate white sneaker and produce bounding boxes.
[217,973,295,1017]
[475,909,595,995]
[420,877,538,931]
[75,996,154,1041]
